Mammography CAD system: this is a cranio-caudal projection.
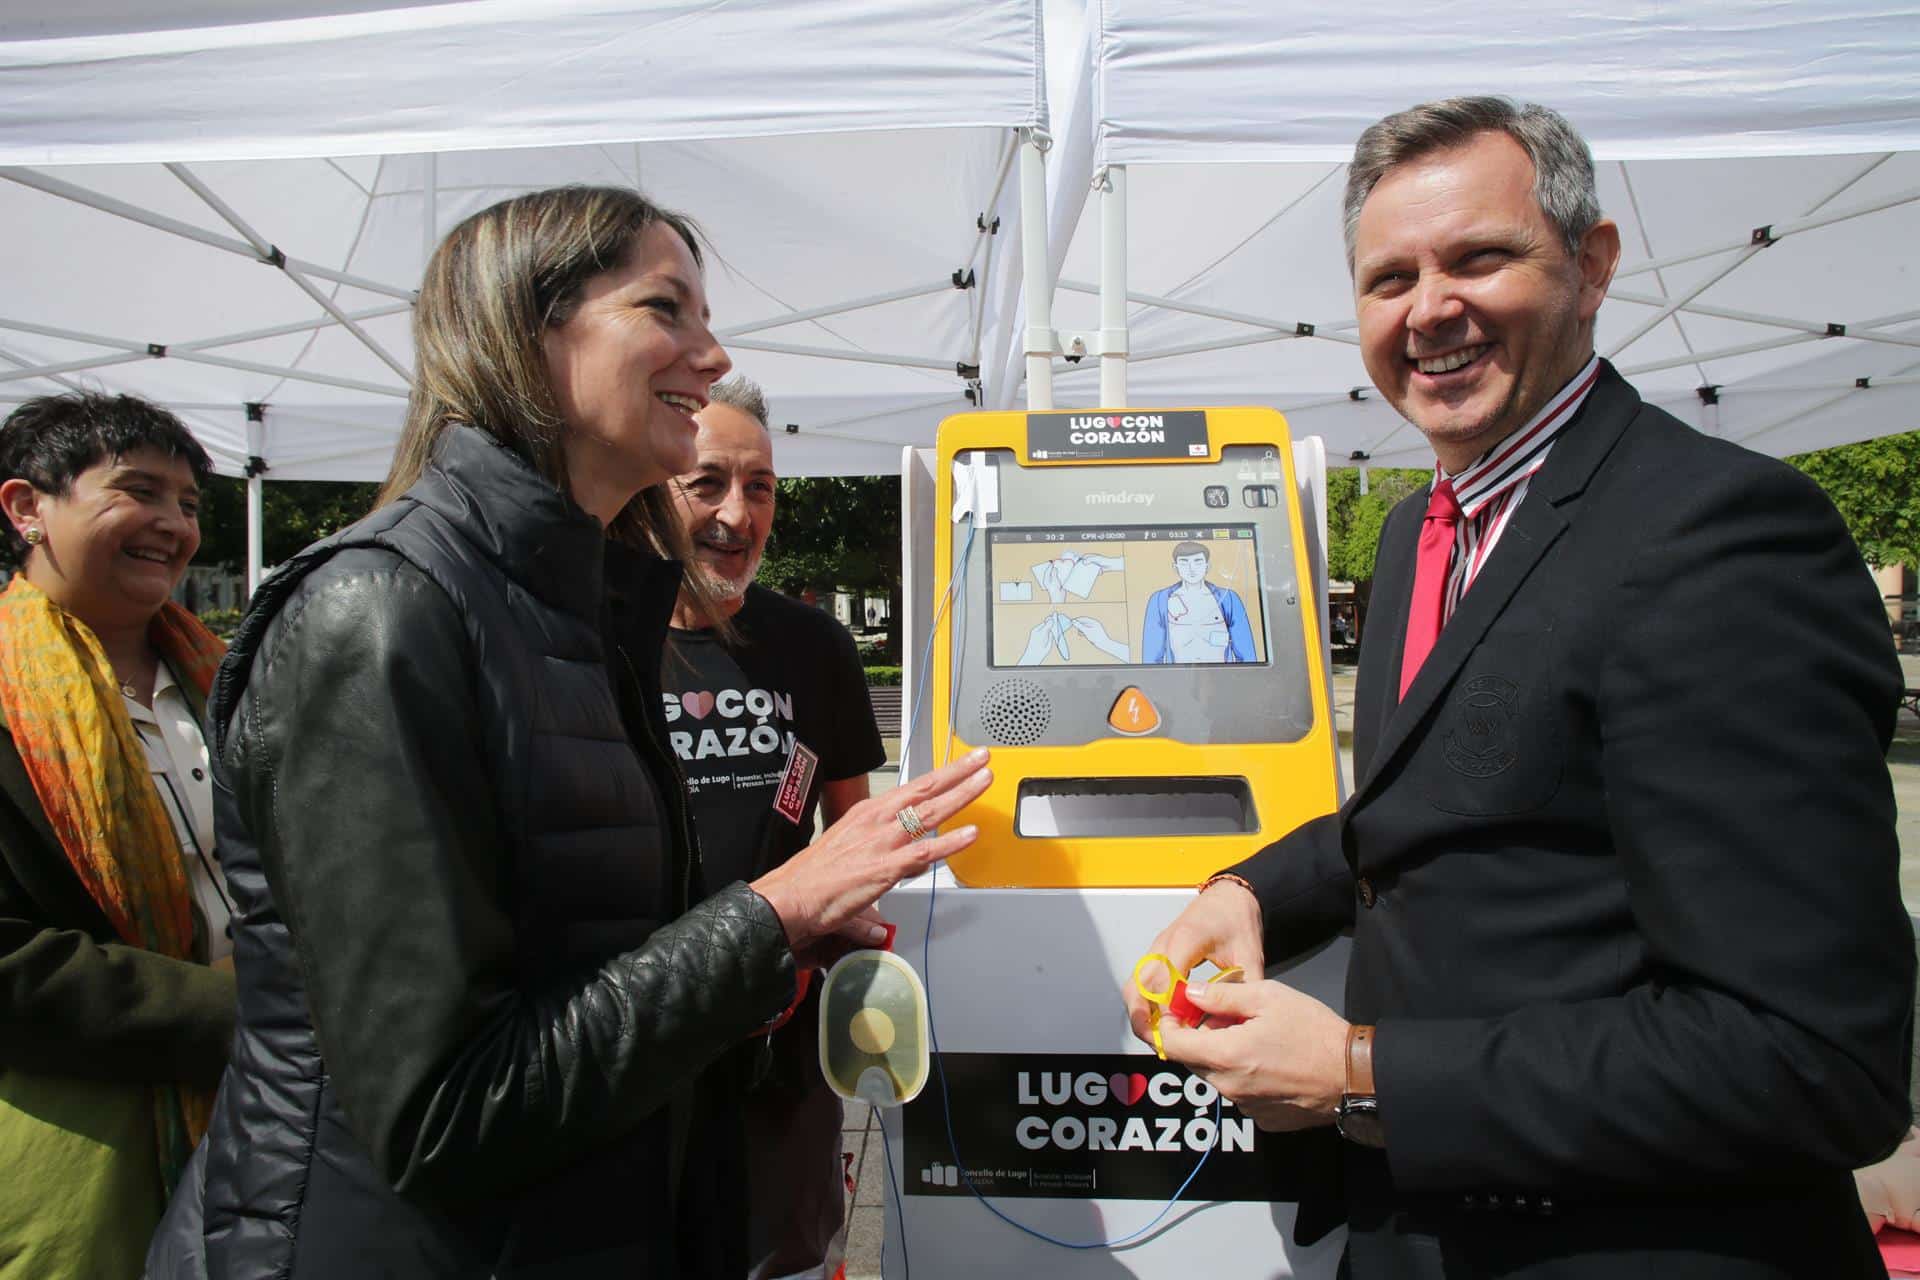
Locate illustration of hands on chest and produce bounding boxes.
[1012,550,1130,666]
[1030,549,1123,603]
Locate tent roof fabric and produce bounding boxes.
[0,1,1046,478]
[1094,0,1920,166]
[0,0,1047,164]
[0,0,1914,479]
[1021,0,1920,466]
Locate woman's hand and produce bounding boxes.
[752,748,991,956]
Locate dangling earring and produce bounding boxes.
[21,527,43,546]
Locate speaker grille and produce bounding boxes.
[978,678,1050,745]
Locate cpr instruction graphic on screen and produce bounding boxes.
[988,525,1266,668]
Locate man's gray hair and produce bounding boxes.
[707,374,770,429]
[1342,96,1601,270]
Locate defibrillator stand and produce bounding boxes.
[876,442,1351,1279]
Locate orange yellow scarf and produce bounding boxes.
[0,574,228,1190]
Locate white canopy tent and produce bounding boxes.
[0,0,1051,585]
[3,0,1920,582]
[1009,0,1920,473]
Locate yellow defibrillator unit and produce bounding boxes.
[928,405,1339,888]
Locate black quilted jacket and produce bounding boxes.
[147,425,798,1278]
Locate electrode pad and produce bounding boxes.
[819,948,931,1107]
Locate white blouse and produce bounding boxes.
[125,663,232,962]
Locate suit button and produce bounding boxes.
[1537,1195,1556,1217]
[1357,877,1376,908]
[1510,1194,1529,1212]
[1486,1193,1504,1211]
[1460,1192,1481,1211]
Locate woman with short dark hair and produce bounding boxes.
[0,392,232,1279]
[149,187,988,1278]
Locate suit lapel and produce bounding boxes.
[1351,496,1418,781]
[1355,497,1566,802]
[1351,362,1641,806]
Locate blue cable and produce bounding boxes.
[879,1114,910,1280]
[898,513,970,781]
[887,507,1225,1256]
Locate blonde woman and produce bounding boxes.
[149,187,988,1278]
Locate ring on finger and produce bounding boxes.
[896,803,929,841]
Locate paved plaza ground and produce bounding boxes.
[835,662,1920,1277]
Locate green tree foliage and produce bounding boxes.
[195,476,380,570]
[1790,431,1920,570]
[1326,466,1432,588]
[757,474,902,659]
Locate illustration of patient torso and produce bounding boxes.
[1166,582,1228,663]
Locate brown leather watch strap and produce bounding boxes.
[1346,1023,1377,1097]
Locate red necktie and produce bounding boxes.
[1399,478,1461,701]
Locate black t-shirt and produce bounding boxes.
[662,585,886,890]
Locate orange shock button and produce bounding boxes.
[1108,686,1161,736]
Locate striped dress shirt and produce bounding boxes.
[1436,355,1600,624]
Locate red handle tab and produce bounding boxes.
[757,965,814,1037]
[1168,978,1246,1029]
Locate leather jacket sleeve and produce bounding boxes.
[225,553,797,1206]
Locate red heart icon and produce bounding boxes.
[1107,1072,1148,1105]
[1107,414,1122,427]
[681,690,716,719]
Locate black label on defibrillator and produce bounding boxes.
[901,1052,1331,1201]
[1026,410,1210,462]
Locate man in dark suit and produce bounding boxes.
[1125,95,1914,1277]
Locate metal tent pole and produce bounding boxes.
[719,338,957,371]
[422,153,438,270]
[245,405,267,598]
[166,164,414,383]
[0,167,416,301]
[1019,128,1055,410]
[719,282,953,337]
[1098,165,1129,407]
[1059,279,1357,344]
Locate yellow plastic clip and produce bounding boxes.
[1132,953,1247,1060]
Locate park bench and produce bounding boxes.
[867,684,902,737]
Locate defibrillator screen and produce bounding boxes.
[985,524,1267,668]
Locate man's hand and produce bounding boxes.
[1857,1127,1920,1233]
[1157,979,1349,1132]
[1123,879,1265,1045]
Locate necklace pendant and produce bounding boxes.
[119,681,138,699]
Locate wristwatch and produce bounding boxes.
[1334,1023,1385,1147]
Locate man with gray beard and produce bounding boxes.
[663,375,885,1280]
